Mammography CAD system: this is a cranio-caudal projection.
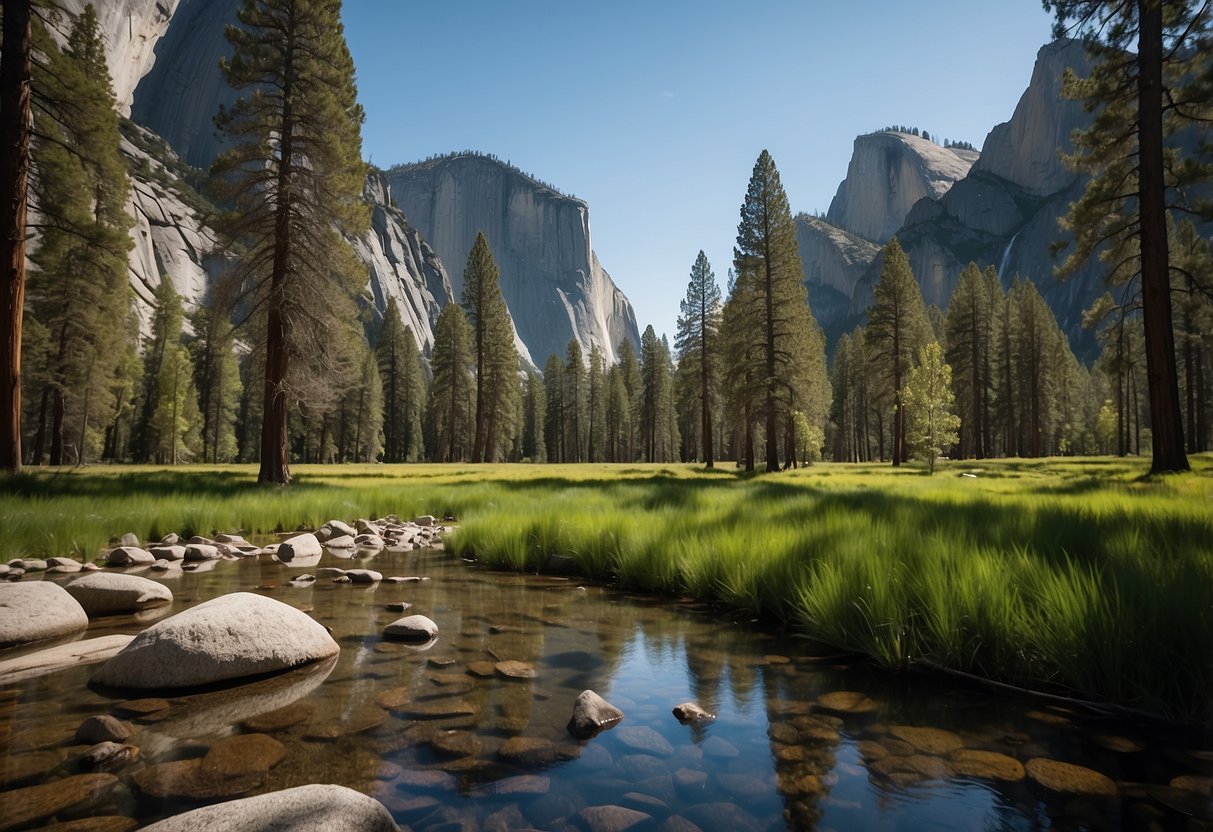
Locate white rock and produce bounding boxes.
[91,592,339,689]
[150,545,186,561]
[106,546,155,566]
[345,569,382,584]
[278,533,321,561]
[324,520,356,538]
[9,558,47,571]
[139,783,400,832]
[0,582,89,646]
[324,535,356,549]
[184,544,220,561]
[65,573,173,617]
[383,615,438,642]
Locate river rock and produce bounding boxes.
[65,573,173,617]
[355,534,385,549]
[816,690,879,715]
[0,581,89,646]
[950,749,1025,781]
[413,515,435,527]
[498,736,556,766]
[91,592,340,689]
[1025,758,1117,797]
[672,702,715,724]
[681,802,762,832]
[0,634,133,685]
[75,715,134,744]
[159,533,180,545]
[324,535,356,549]
[118,533,140,547]
[8,558,46,571]
[278,533,321,561]
[79,741,140,772]
[346,569,382,584]
[888,725,965,756]
[0,773,118,830]
[617,726,673,757]
[200,733,286,778]
[183,544,220,561]
[105,546,154,566]
[578,805,653,832]
[141,784,401,832]
[495,660,536,679]
[568,689,624,738]
[46,556,82,572]
[324,520,357,538]
[149,545,186,561]
[383,614,438,642]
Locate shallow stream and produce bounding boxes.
[2,545,1211,830]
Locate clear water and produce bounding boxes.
[2,547,1212,831]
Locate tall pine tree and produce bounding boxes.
[674,251,722,467]
[376,299,425,462]
[213,0,369,484]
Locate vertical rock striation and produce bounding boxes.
[794,214,879,343]
[385,154,640,366]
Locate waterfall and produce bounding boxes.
[998,230,1021,279]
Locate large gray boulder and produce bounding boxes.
[91,592,339,689]
[383,615,438,642]
[0,581,89,646]
[139,784,400,831]
[568,689,624,739]
[278,533,321,561]
[65,572,173,617]
[105,546,155,566]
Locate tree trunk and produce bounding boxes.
[1136,0,1189,473]
[471,319,484,463]
[0,0,31,472]
[50,389,64,466]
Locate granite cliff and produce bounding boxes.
[385,154,640,366]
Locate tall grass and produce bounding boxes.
[2,456,1211,722]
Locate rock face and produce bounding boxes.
[91,592,339,689]
[827,131,978,244]
[385,154,641,366]
[794,213,879,341]
[65,573,173,617]
[139,784,400,832]
[0,582,89,647]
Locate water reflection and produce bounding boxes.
[1,548,1211,831]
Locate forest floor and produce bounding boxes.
[3,454,1211,722]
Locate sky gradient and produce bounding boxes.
[342,1,1058,344]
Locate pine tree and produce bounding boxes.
[866,237,931,466]
[903,342,961,474]
[522,371,546,462]
[479,308,521,462]
[605,365,628,462]
[1173,219,1212,453]
[461,232,515,462]
[731,150,821,471]
[24,6,134,466]
[945,262,999,458]
[376,299,424,462]
[543,354,564,463]
[1046,0,1211,472]
[563,340,586,462]
[587,345,607,462]
[152,335,202,465]
[615,339,642,462]
[428,302,474,462]
[674,251,722,467]
[188,304,242,463]
[213,0,369,484]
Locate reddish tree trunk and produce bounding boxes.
[0,0,31,473]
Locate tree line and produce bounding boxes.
[0,0,1209,478]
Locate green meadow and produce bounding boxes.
[3,456,1211,723]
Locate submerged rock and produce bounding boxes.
[75,715,134,745]
[91,592,339,689]
[65,573,172,617]
[80,741,140,772]
[139,784,400,832]
[568,689,624,738]
[672,702,715,724]
[1025,757,1117,797]
[0,581,89,646]
[0,773,118,830]
[383,614,438,642]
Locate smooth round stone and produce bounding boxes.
[716,772,770,797]
[138,784,400,831]
[578,805,653,832]
[0,773,118,830]
[304,705,387,740]
[498,736,556,766]
[395,769,456,791]
[857,740,890,761]
[905,754,953,779]
[495,660,535,679]
[950,749,1026,781]
[680,802,763,832]
[466,661,497,677]
[149,546,186,561]
[92,592,339,689]
[672,702,715,723]
[133,759,265,800]
[240,701,315,733]
[183,544,221,561]
[616,726,673,757]
[345,569,382,584]
[104,546,154,566]
[701,735,739,760]
[277,533,322,561]
[1025,758,1118,797]
[0,581,89,646]
[402,700,478,719]
[673,767,708,795]
[65,573,173,617]
[0,750,61,788]
[200,733,286,778]
[816,690,879,715]
[428,730,480,758]
[75,715,134,745]
[383,615,438,642]
[888,725,965,756]
[374,687,410,710]
[1171,775,1213,796]
[111,698,170,721]
[492,774,550,796]
[768,722,798,745]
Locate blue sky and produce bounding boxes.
[342,1,1057,340]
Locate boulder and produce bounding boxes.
[0,634,133,685]
[105,546,155,566]
[149,545,186,561]
[383,615,438,642]
[672,702,715,724]
[0,773,118,830]
[183,544,221,561]
[323,520,356,538]
[160,533,180,545]
[119,533,140,547]
[324,535,356,549]
[278,533,321,561]
[9,558,47,572]
[46,556,82,573]
[215,533,250,546]
[91,592,339,689]
[568,690,624,738]
[138,784,400,831]
[65,573,173,617]
[345,569,382,584]
[0,581,89,647]
[413,515,435,527]
[354,534,385,549]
